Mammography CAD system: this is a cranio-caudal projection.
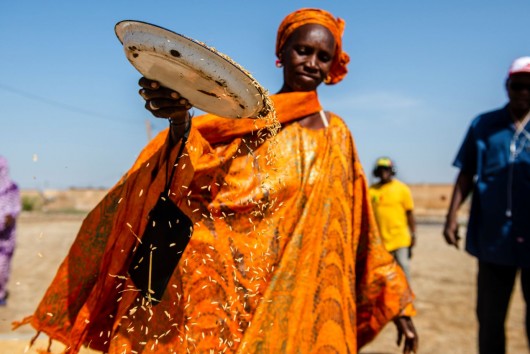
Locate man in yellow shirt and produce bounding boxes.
[369,157,416,280]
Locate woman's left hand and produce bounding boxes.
[394,316,418,354]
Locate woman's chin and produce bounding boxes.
[292,83,319,92]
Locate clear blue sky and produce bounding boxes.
[1,1,528,189]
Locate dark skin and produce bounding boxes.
[506,72,530,120]
[4,215,15,229]
[443,72,530,248]
[138,77,191,144]
[277,24,335,130]
[139,23,418,354]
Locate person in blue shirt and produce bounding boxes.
[444,57,530,354]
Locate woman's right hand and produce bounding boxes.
[139,77,192,140]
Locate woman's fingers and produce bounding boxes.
[143,96,191,118]
[146,98,190,111]
[394,317,418,354]
[138,77,182,100]
[139,87,183,100]
[145,105,188,119]
[138,77,160,89]
[138,76,192,119]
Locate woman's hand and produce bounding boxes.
[139,77,191,118]
[394,316,418,354]
[138,77,192,142]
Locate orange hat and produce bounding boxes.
[276,8,350,85]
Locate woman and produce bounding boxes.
[20,8,418,354]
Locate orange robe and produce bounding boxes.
[19,91,414,353]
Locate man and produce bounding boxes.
[369,157,416,280]
[444,57,530,354]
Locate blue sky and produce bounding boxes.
[1,1,528,189]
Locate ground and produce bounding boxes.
[0,212,527,353]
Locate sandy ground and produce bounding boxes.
[0,212,527,354]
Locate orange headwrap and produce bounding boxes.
[276,8,350,85]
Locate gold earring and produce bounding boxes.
[324,75,332,84]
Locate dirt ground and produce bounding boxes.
[0,212,527,353]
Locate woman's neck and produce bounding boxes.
[276,85,317,95]
[276,85,292,94]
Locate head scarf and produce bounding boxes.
[275,8,350,85]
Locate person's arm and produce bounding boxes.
[406,209,416,258]
[402,185,416,252]
[443,170,474,248]
[406,209,416,253]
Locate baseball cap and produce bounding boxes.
[375,157,393,168]
[508,57,530,77]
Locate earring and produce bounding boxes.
[275,59,283,68]
[324,75,332,84]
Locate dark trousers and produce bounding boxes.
[477,261,530,354]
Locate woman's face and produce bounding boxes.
[279,24,336,92]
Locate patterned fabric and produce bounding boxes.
[275,8,350,85]
[0,156,20,300]
[18,92,414,353]
[0,250,14,301]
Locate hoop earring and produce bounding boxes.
[275,59,283,68]
[324,75,332,84]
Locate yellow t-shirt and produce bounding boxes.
[369,179,414,252]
